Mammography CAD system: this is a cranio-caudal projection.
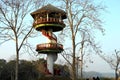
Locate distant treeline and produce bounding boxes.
[0,59,69,80]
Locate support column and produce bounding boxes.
[47,53,57,75]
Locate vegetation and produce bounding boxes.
[99,49,120,80]
[1,0,119,80]
[0,59,70,80]
[0,0,45,80]
[0,59,39,80]
[58,0,105,80]
[0,58,117,80]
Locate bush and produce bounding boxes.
[100,77,114,80]
[39,76,71,80]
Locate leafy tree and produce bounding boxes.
[0,59,6,70]
[0,60,16,80]
[0,59,6,79]
[19,60,39,80]
[0,59,40,80]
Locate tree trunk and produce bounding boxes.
[80,60,83,80]
[15,38,19,80]
[15,51,19,80]
[80,40,84,80]
[72,36,76,80]
[115,68,119,80]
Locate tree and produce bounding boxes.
[0,60,16,80]
[58,0,105,80]
[0,59,6,79]
[0,0,45,80]
[0,59,40,80]
[19,60,39,80]
[99,49,120,80]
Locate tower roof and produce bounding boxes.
[31,4,67,19]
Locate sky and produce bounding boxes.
[0,0,120,73]
[86,0,120,73]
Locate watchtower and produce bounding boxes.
[31,4,67,75]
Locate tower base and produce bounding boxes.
[47,53,57,75]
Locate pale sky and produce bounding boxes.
[85,0,120,73]
[0,0,120,73]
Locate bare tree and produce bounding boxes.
[58,0,105,80]
[0,0,45,80]
[99,49,120,80]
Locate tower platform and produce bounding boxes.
[31,4,66,32]
[36,43,63,53]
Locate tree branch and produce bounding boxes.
[18,27,33,51]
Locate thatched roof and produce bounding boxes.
[31,4,66,19]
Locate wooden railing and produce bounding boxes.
[36,43,63,50]
[34,17,64,25]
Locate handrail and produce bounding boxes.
[42,30,57,42]
[36,43,63,50]
[34,17,64,25]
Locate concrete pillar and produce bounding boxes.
[47,53,57,75]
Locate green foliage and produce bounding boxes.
[18,60,39,80]
[0,60,16,80]
[100,77,114,80]
[39,76,71,80]
[0,59,40,80]
[0,59,6,73]
[0,59,70,80]
[77,77,114,80]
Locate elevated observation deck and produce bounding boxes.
[31,4,67,32]
[36,43,63,53]
[33,17,65,32]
